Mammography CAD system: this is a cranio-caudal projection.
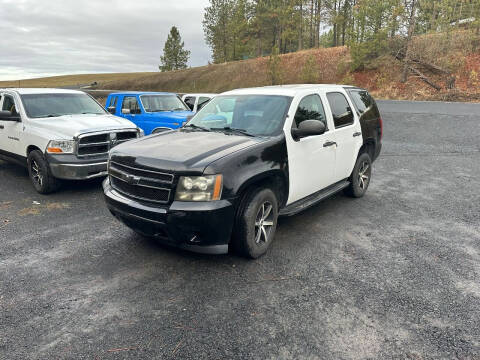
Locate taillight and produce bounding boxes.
[379,117,383,139]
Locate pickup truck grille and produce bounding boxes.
[77,130,137,157]
[109,161,174,204]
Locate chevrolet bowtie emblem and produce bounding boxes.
[124,174,141,185]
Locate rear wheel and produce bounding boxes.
[27,150,61,194]
[231,188,278,259]
[345,152,372,198]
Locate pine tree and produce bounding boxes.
[159,26,190,72]
[203,0,235,63]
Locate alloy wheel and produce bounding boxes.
[254,201,274,244]
[358,161,371,190]
[31,160,43,187]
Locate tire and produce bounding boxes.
[345,152,372,198]
[27,150,61,194]
[231,188,279,259]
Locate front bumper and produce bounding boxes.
[47,154,108,180]
[103,178,235,254]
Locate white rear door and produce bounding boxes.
[325,91,363,181]
[285,92,337,204]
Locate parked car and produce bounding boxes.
[0,88,142,194]
[181,93,216,112]
[106,92,193,135]
[103,85,382,258]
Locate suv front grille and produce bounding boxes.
[109,161,174,204]
[77,130,137,157]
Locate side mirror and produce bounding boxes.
[121,108,131,114]
[0,110,21,121]
[291,120,326,140]
[107,106,116,114]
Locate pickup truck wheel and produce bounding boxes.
[232,188,278,259]
[27,150,61,194]
[345,152,372,198]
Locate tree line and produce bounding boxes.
[203,0,480,65]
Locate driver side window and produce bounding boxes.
[122,96,139,113]
[293,94,327,130]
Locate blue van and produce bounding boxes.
[105,92,194,135]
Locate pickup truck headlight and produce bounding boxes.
[46,140,75,154]
[175,175,223,201]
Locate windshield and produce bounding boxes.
[21,93,106,118]
[140,95,189,112]
[186,95,292,137]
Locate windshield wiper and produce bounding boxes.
[45,114,62,118]
[183,124,211,132]
[210,127,255,137]
[172,108,186,111]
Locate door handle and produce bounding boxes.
[353,132,362,137]
[0,125,4,129]
[323,141,337,148]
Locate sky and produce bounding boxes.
[0,0,211,81]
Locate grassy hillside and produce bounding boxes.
[1,30,479,102]
[0,72,156,89]
[96,47,350,94]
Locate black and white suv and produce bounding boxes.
[103,85,382,258]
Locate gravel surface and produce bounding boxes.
[0,100,479,359]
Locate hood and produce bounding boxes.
[28,114,137,139]
[110,130,267,173]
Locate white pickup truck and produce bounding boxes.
[0,88,142,194]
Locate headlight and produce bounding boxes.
[138,128,145,137]
[175,175,223,201]
[46,140,75,154]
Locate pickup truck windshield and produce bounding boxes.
[186,95,292,137]
[140,95,188,112]
[21,93,106,118]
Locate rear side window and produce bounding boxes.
[184,96,195,110]
[109,96,118,108]
[122,96,140,112]
[2,95,16,113]
[293,94,327,129]
[326,92,354,128]
[349,90,373,114]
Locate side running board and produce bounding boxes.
[279,180,350,217]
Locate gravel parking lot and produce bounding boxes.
[1,100,479,359]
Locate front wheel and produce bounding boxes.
[345,152,372,198]
[231,188,279,259]
[27,150,61,194]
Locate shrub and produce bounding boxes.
[268,46,283,85]
[301,55,319,83]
